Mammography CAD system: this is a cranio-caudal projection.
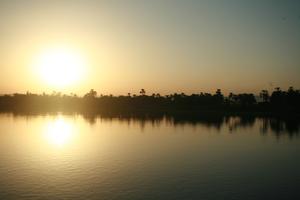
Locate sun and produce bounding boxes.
[35,47,87,89]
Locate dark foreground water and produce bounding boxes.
[0,113,299,200]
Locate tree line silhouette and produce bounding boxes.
[0,87,299,115]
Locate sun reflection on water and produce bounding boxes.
[44,117,74,147]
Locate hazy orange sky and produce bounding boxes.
[0,0,299,95]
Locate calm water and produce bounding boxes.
[0,113,299,200]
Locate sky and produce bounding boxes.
[0,0,299,95]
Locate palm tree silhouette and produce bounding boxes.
[139,89,146,96]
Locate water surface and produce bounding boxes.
[0,113,299,200]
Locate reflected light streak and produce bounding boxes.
[44,118,74,147]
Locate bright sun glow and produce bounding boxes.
[44,118,74,147]
[35,47,87,88]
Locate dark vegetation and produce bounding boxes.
[0,87,299,116]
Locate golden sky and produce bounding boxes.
[0,0,299,95]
